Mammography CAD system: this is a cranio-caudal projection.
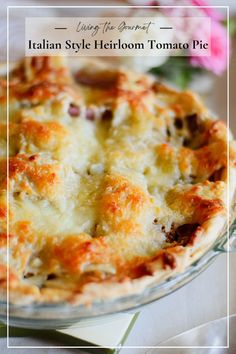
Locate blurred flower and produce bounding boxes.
[114,10,173,72]
[128,0,229,80]
[147,0,225,20]
[191,0,224,21]
[117,56,167,73]
[190,20,228,75]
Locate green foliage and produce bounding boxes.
[229,17,236,36]
[222,17,236,36]
[149,57,204,89]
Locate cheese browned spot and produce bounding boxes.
[97,174,150,236]
[166,223,201,246]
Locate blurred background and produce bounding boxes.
[1,0,235,132]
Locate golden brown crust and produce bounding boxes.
[0,56,235,305]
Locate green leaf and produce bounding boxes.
[229,18,236,36]
[149,57,204,90]
[222,18,236,36]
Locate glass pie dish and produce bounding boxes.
[0,217,235,330]
[1,4,235,334]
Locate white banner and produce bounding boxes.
[25,16,211,57]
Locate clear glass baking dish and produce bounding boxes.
[0,217,235,330]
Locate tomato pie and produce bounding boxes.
[0,57,235,305]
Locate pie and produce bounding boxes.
[0,56,235,305]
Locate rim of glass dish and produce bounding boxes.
[0,217,234,326]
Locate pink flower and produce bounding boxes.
[191,0,224,21]
[133,0,225,21]
[190,20,228,75]
[131,0,228,76]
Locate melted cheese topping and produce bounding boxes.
[0,57,234,305]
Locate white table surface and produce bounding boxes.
[0,0,236,352]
